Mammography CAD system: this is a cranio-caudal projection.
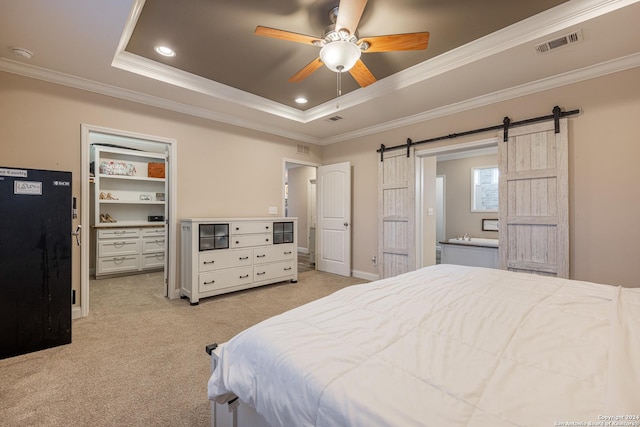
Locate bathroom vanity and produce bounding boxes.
[440,238,499,269]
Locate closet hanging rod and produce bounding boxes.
[377,106,580,161]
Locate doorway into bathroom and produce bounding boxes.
[416,138,499,268]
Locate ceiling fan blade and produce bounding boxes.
[335,0,368,36]
[289,57,324,83]
[360,32,430,52]
[349,59,376,87]
[255,26,321,46]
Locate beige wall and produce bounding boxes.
[0,72,321,305]
[2,66,639,291]
[323,67,640,287]
[437,154,499,240]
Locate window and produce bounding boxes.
[471,166,499,212]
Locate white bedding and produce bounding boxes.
[208,265,640,426]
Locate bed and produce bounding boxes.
[207,264,640,427]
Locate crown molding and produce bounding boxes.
[2,53,638,146]
[0,58,323,144]
[321,52,640,145]
[113,0,640,124]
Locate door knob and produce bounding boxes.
[344,222,349,227]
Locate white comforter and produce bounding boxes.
[208,265,640,426]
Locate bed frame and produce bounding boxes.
[206,343,270,427]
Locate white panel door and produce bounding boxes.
[317,162,351,276]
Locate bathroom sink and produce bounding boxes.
[448,237,499,247]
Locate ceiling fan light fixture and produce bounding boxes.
[320,40,361,73]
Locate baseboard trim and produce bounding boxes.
[352,270,379,282]
[297,247,309,254]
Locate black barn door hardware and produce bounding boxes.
[377,106,580,161]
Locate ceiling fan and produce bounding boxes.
[255,0,430,88]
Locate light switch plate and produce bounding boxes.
[268,206,278,215]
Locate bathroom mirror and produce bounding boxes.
[471,166,499,212]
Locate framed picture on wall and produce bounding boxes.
[482,218,499,232]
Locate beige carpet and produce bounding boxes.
[0,270,366,426]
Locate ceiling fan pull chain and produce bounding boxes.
[336,65,344,109]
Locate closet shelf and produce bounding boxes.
[99,200,165,205]
[98,174,164,182]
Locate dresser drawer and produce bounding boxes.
[199,249,253,272]
[142,252,165,269]
[98,255,140,275]
[231,233,271,248]
[98,239,140,257]
[142,227,165,237]
[253,244,295,264]
[253,260,295,282]
[231,221,272,235]
[98,228,140,239]
[142,237,165,253]
[199,266,253,293]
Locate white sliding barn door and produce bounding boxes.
[498,119,569,277]
[317,162,351,276]
[378,149,415,279]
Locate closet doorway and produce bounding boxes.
[79,125,177,318]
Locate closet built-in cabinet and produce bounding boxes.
[180,218,298,304]
[91,145,166,278]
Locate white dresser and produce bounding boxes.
[95,225,165,278]
[180,218,298,304]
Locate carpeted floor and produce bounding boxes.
[0,270,366,426]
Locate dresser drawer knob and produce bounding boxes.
[203,260,215,265]
[204,280,215,285]
[284,251,292,255]
[257,272,266,276]
[240,274,249,279]
[284,267,292,271]
[239,256,249,260]
[256,254,266,258]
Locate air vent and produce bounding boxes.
[326,115,343,122]
[534,29,583,54]
[296,144,310,155]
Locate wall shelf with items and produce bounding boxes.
[92,145,167,227]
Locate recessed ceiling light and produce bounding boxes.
[295,97,308,104]
[154,45,175,57]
